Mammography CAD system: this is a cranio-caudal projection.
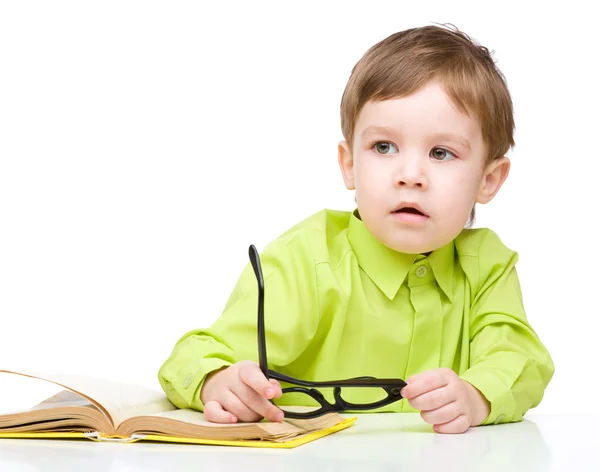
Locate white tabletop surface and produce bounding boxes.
[0,413,598,472]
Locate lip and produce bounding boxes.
[391,202,428,217]
[391,202,429,226]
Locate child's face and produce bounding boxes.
[338,80,509,254]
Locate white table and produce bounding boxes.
[0,413,598,471]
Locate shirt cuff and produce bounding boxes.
[169,357,232,412]
[460,369,515,426]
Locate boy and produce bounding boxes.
[158,24,554,434]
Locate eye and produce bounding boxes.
[373,141,398,154]
[430,147,457,161]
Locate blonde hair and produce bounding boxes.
[340,24,515,162]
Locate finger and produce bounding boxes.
[203,400,238,424]
[239,363,276,399]
[408,385,455,411]
[401,368,453,399]
[420,401,460,426]
[219,390,264,423]
[268,378,283,398]
[433,414,470,434]
[231,382,284,423]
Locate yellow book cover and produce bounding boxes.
[0,369,356,449]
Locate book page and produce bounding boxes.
[0,369,176,428]
[0,388,112,433]
[117,407,348,441]
[0,390,93,415]
[31,390,95,411]
[149,408,346,433]
[147,408,242,428]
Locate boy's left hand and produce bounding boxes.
[400,368,491,434]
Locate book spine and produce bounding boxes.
[83,432,147,443]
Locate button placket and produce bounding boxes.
[403,259,442,389]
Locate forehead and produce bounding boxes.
[355,81,482,145]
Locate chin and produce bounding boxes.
[380,236,434,254]
[389,243,434,255]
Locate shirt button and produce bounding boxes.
[494,414,505,425]
[416,265,428,278]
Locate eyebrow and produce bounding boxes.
[360,126,397,139]
[360,126,472,151]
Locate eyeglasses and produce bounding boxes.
[248,244,407,419]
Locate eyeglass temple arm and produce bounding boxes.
[249,245,269,378]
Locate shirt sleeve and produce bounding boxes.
[459,230,555,425]
[157,233,320,411]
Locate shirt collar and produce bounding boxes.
[346,209,454,301]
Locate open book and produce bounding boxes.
[0,369,355,448]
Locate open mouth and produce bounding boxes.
[394,206,426,216]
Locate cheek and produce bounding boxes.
[354,160,385,193]
[356,175,388,205]
[435,172,481,211]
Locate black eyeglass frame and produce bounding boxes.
[248,244,407,419]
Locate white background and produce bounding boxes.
[0,1,597,415]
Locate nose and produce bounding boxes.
[394,153,428,189]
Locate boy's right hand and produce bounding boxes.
[200,360,284,423]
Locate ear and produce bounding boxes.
[476,156,510,204]
[338,140,355,190]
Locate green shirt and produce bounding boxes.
[158,209,554,425]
